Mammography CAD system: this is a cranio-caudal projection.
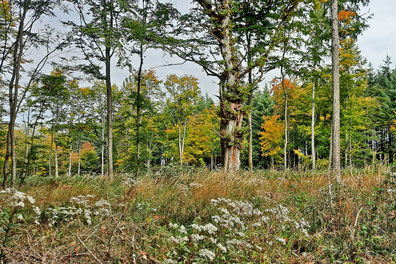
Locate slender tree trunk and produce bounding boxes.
[68,144,72,177]
[345,133,348,165]
[21,103,44,181]
[178,120,187,165]
[49,132,53,177]
[146,144,151,168]
[331,0,341,180]
[280,42,288,171]
[11,133,16,186]
[311,81,316,170]
[271,156,275,171]
[2,1,28,188]
[349,136,352,167]
[248,97,253,170]
[146,133,153,169]
[103,0,114,179]
[246,32,254,171]
[101,113,105,177]
[77,145,81,176]
[284,95,288,171]
[389,130,393,164]
[328,123,333,171]
[55,144,59,178]
[105,46,113,179]
[135,41,144,176]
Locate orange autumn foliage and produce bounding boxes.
[259,115,284,157]
[338,10,356,22]
[71,142,96,162]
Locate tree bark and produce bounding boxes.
[311,81,316,170]
[105,46,113,179]
[2,0,29,188]
[68,143,72,177]
[77,145,81,176]
[104,0,114,179]
[49,132,53,177]
[214,0,243,171]
[247,95,253,170]
[281,46,288,171]
[331,0,341,180]
[55,144,59,178]
[101,112,105,177]
[178,120,187,165]
[135,41,144,176]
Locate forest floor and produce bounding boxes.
[0,166,395,263]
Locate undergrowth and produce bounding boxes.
[0,166,394,263]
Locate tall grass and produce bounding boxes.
[0,166,394,263]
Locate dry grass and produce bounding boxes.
[1,165,393,263]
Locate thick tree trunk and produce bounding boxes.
[331,0,341,180]
[215,0,243,171]
[222,103,243,170]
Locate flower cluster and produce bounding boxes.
[0,188,35,208]
[122,177,137,188]
[41,195,111,226]
[165,197,312,263]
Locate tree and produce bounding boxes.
[331,0,341,179]
[367,57,396,164]
[2,0,65,188]
[67,0,123,179]
[183,107,220,167]
[167,0,300,170]
[302,0,330,170]
[115,71,163,171]
[164,75,200,165]
[259,115,284,170]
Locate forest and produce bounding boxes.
[0,0,395,263]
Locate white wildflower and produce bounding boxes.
[33,206,41,215]
[198,249,215,261]
[179,225,187,234]
[95,199,110,207]
[276,237,287,245]
[208,237,217,244]
[217,243,227,253]
[169,223,179,229]
[26,195,35,204]
[190,234,205,242]
[200,223,217,234]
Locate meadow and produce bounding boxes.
[0,166,394,263]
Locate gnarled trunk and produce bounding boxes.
[221,102,243,171]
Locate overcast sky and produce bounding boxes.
[28,0,396,98]
[128,0,396,97]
